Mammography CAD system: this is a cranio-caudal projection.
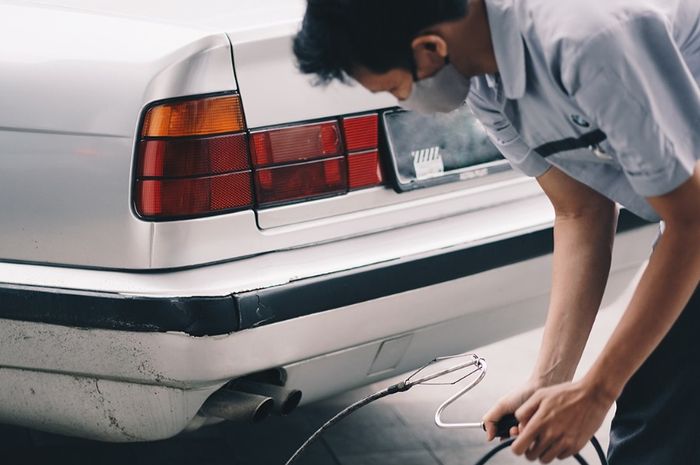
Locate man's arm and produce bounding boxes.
[511,164,700,462]
[531,167,618,385]
[483,166,617,439]
[586,164,700,396]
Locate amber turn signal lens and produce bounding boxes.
[141,95,246,138]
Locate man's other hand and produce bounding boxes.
[511,380,614,463]
[482,381,541,441]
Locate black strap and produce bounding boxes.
[534,129,607,158]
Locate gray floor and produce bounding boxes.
[0,288,633,465]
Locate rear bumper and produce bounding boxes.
[0,204,657,441]
[0,210,651,336]
[236,209,650,330]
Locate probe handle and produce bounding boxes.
[494,414,519,439]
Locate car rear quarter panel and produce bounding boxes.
[0,3,235,268]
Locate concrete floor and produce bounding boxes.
[1,284,635,465]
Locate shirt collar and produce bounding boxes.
[484,0,527,100]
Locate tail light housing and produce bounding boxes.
[134,93,385,220]
[135,94,253,220]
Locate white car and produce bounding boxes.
[0,0,656,442]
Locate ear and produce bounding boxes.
[411,34,449,80]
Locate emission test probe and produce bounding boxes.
[285,354,608,465]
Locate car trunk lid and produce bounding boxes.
[229,31,521,230]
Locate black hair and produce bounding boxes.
[293,0,468,85]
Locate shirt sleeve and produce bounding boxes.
[467,85,551,178]
[566,14,700,198]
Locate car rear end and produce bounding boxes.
[0,0,657,442]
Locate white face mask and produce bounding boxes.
[399,63,472,115]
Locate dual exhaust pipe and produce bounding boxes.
[200,380,303,424]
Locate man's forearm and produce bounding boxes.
[585,222,700,400]
[532,204,618,386]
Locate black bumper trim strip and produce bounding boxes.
[0,286,237,337]
[233,210,652,330]
[0,210,651,337]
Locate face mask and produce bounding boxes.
[399,62,472,114]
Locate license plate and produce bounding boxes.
[382,107,509,192]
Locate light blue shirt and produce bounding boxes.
[468,0,700,221]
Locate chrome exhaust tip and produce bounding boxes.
[230,380,303,416]
[200,389,274,424]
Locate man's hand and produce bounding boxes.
[482,381,540,441]
[510,380,615,463]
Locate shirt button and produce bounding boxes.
[571,114,591,128]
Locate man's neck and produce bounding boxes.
[447,0,499,77]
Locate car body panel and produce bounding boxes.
[2,191,553,297]
[11,0,306,33]
[149,176,541,270]
[0,367,212,442]
[0,2,236,268]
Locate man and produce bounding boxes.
[293,0,700,463]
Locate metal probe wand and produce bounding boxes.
[405,354,520,438]
[284,353,607,465]
[423,355,607,465]
[423,355,518,436]
[284,353,488,465]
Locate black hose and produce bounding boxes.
[285,379,608,465]
[487,414,608,465]
[284,382,412,465]
[591,436,608,465]
[473,437,605,465]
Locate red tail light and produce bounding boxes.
[249,114,382,208]
[251,122,342,167]
[342,114,383,190]
[348,150,383,189]
[134,93,253,220]
[134,93,385,220]
[255,158,347,207]
[342,114,378,152]
[251,121,347,207]
[137,173,253,218]
[138,134,249,178]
